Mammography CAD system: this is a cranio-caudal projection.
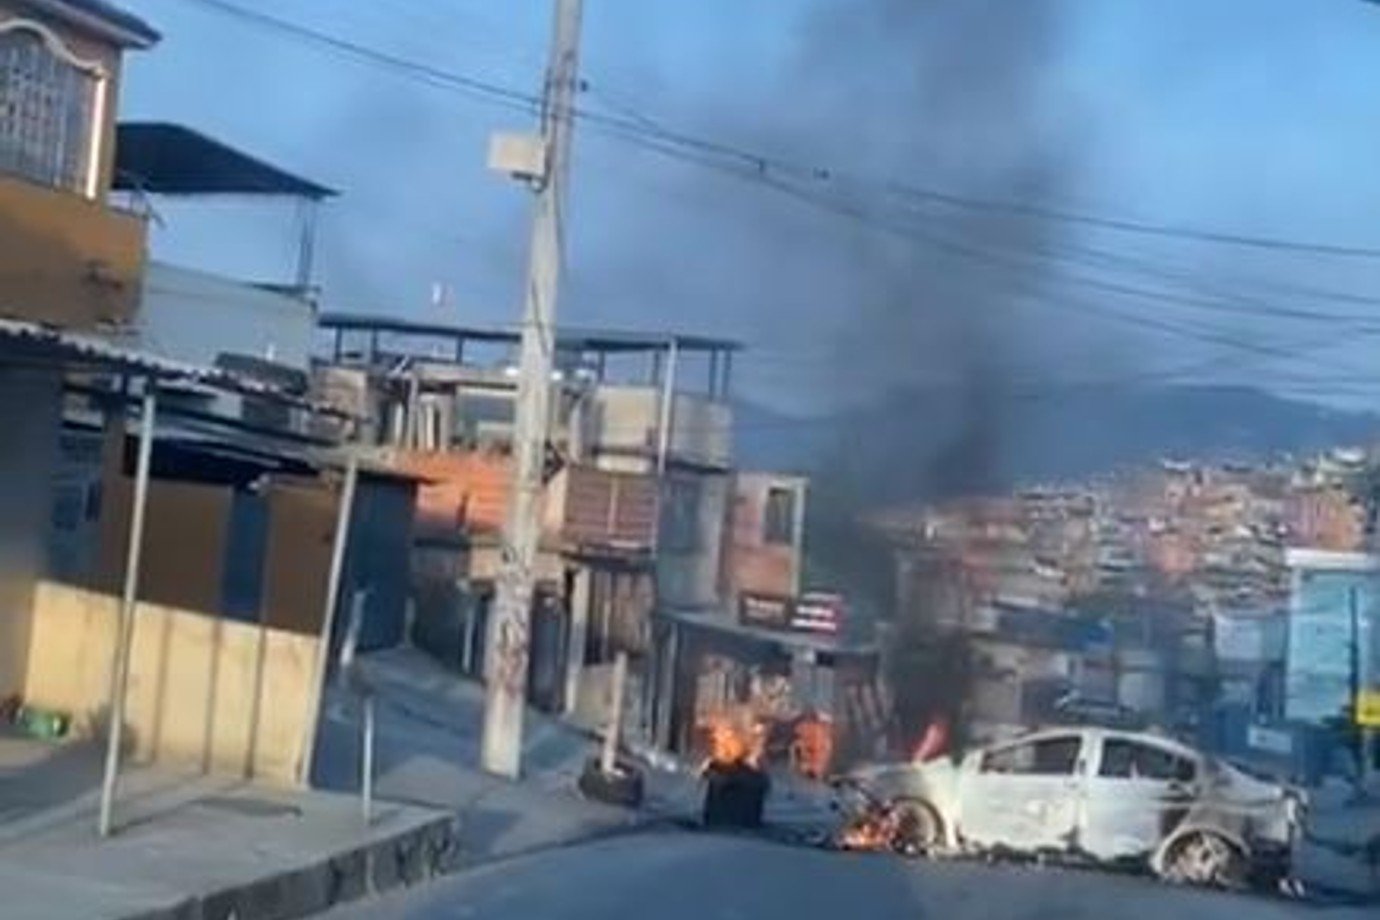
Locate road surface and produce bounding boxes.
[327,830,1372,919]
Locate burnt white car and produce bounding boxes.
[851,727,1305,888]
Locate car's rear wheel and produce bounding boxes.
[1160,831,1248,890]
[889,798,942,857]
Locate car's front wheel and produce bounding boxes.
[1159,831,1248,889]
[889,798,943,857]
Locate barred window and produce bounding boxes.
[0,26,97,192]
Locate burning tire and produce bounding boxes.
[577,758,645,809]
[889,798,942,857]
[702,762,770,829]
[1159,831,1248,890]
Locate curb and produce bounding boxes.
[123,814,463,920]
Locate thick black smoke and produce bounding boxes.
[775,0,1086,612]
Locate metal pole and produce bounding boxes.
[297,456,360,785]
[564,568,592,716]
[295,199,320,292]
[461,589,477,675]
[482,0,583,779]
[600,650,628,774]
[655,621,678,751]
[1349,586,1366,790]
[361,694,375,824]
[655,340,679,476]
[98,384,156,837]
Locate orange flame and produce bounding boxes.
[839,816,893,851]
[700,712,764,769]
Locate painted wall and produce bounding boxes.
[23,580,319,784]
[0,5,145,328]
[0,172,145,328]
[95,475,232,614]
[1284,550,1379,725]
[720,472,807,605]
[0,366,61,696]
[259,479,336,637]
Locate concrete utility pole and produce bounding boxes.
[481,0,584,778]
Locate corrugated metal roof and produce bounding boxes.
[114,123,337,199]
[0,317,348,416]
[318,312,741,354]
[0,316,242,382]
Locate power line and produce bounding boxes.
[599,125,1379,374]
[175,1,1380,402]
[186,0,1380,263]
[185,0,541,114]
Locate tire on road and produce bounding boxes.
[1158,830,1249,890]
[577,757,645,809]
[890,797,943,858]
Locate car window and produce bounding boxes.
[980,735,1081,776]
[1098,738,1196,782]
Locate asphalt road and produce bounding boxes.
[327,830,1372,920]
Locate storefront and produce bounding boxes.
[655,599,885,775]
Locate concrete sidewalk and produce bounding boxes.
[315,649,654,866]
[0,736,458,920]
[0,645,671,920]
[332,649,835,839]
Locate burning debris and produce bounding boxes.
[700,713,770,829]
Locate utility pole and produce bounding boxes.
[481,0,583,778]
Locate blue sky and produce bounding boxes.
[112,1,1380,414]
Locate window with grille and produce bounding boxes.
[0,26,97,193]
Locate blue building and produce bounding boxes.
[1283,549,1379,726]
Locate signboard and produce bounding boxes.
[1357,689,1380,728]
[792,592,843,636]
[740,593,792,631]
[739,591,845,636]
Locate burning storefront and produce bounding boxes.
[655,593,886,779]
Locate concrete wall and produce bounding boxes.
[0,367,61,697]
[589,386,732,469]
[657,472,730,610]
[136,262,316,370]
[0,172,146,328]
[0,4,145,328]
[721,473,807,605]
[23,581,320,784]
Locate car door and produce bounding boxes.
[955,732,1085,853]
[1079,735,1200,862]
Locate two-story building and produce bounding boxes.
[0,1,398,798]
[1,0,158,697]
[315,315,739,721]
